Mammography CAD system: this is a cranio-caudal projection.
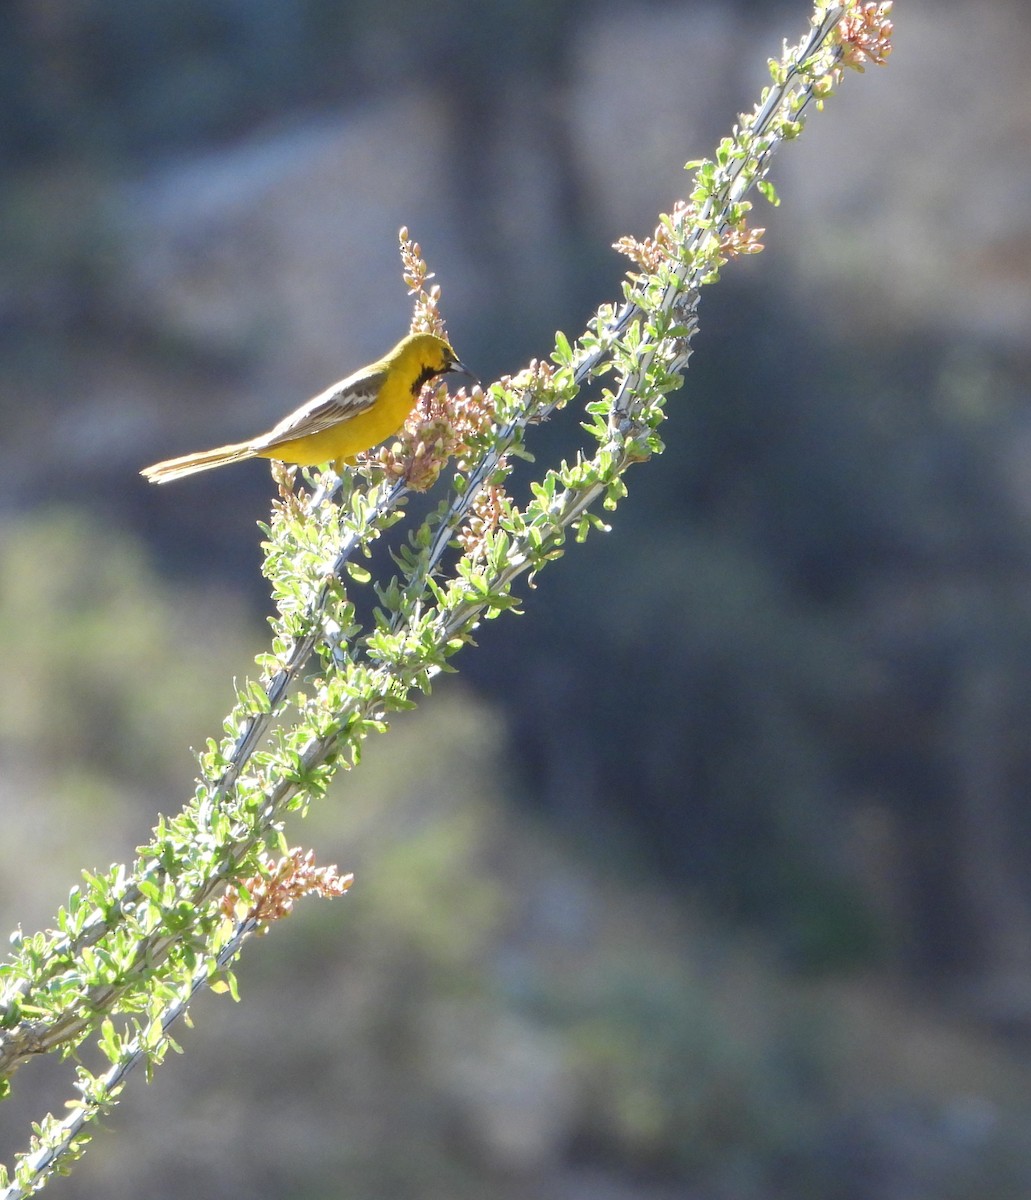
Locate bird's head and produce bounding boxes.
[400,332,476,388]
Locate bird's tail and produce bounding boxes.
[140,440,256,484]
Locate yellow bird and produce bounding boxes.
[141,331,472,484]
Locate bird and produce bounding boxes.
[140,331,473,484]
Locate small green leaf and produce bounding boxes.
[553,329,574,366]
[757,179,780,206]
[345,561,371,583]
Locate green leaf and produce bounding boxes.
[757,179,780,206]
[553,329,574,366]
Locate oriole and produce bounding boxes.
[141,332,471,484]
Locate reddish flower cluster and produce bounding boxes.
[399,226,447,342]
[615,195,764,277]
[221,848,352,925]
[720,221,765,257]
[456,471,512,561]
[378,228,498,489]
[269,460,310,518]
[614,200,696,274]
[398,225,435,296]
[374,376,496,491]
[838,1,893,72]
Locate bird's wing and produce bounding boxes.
[254,366,388,450]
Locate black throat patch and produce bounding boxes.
[411,362,446,395]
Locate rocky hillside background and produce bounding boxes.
[3,2,1031,1198]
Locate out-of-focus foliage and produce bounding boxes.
[0,510,257,931]
[7,673,1031,1200]
[0,0,586,163]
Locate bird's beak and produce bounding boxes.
[450,357,477,384]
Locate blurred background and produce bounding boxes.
[3,0,1031,1197]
